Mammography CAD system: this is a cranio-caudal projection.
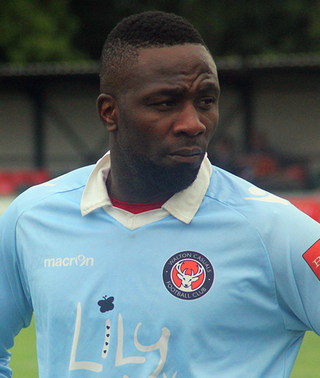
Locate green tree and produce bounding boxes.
[189,0,320,56]
[0,0,85,63]
[71,0,320,59]
[2,0,320,63]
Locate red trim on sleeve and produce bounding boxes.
[303,239,320,280]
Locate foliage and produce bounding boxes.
[0,0,85,63]
[2,0,320,62]
[191,0,320,56]
[70,0,320,59]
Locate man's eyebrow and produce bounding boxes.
[154,87,186,97]
[145,83,220,99]
[198,82,220,96]
[143,87,186,101]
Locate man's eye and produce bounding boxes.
[158,101,176,108]
[198,98,215,109]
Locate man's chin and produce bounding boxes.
[146,161,201,195]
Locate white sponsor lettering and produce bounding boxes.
[44,254,94,267]
[69,303,176,377]
[69,302,103,372]
[134,322,171,378]
[115,313,145,366]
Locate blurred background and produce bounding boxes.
[1,0,320,214]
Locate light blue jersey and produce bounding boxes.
[1,161,320,378]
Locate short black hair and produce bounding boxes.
[100,11,207,95]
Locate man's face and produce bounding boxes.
[109,44,220,194]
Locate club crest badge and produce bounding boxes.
[163,251,214,300]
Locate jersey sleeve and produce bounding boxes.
[265,202,320,334]
[0,201,33,378]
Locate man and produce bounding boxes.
[1,11,320,378]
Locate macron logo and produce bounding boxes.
[44,254,94,268]
[245,186,289,205]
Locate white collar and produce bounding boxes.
[81,152,212,230]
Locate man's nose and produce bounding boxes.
[173,103,206,137]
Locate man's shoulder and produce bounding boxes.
[3,165,95,220]
[205,165,298,223]
[206,165,288,207]
[202,165,320,260]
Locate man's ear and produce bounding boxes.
[97,94,118,132]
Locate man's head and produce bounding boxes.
[100,11,207,96]
[98,12,220,203]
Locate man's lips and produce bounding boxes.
[168,147,203,163]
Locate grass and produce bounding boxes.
[9,319,320,377]
[290,331,320,378]
[9,317,38,377]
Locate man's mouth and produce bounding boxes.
[168,147,203,163]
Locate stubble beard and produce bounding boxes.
[113,126,205,200]
[124,152,203,199]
